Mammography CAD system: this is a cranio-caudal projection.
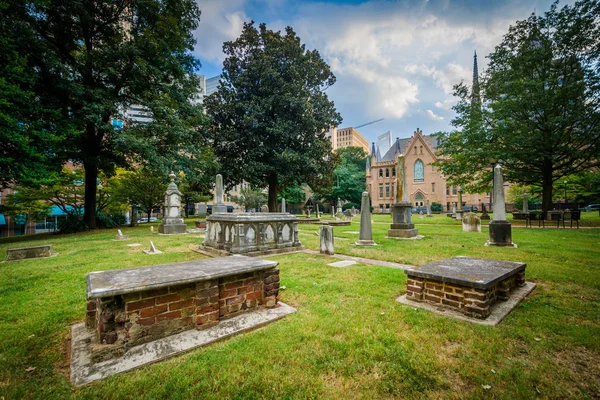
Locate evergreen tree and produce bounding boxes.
[2,0,211,228]
[205,22,342,211]
[435,0,600,217]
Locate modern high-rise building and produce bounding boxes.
[206,76,219,96]
[376,131,393,157]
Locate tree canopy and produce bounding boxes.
[434,0,600,216]
[2,0,212,229]
[205,22,342,211]
[314,146,368,207]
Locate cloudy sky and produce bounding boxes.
[193,0,575,145]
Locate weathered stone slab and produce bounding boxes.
[6,245,52,261]
[405,256,525,289]
[319,225,334,255]
[87,255,277,299]
[70,302,296,386]
[328,260,357,268]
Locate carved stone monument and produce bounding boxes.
[319,225,334,255]
[356,191,376,246]
[426,200,433,217]
[486,164,517,247]
[389,155,419,238]
[213,174,227,214]
[158,172,187,235]
[281,198,286,213]
[335,198,344,219]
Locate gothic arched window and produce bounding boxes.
[414,160,424,182]
[385,168,389,177]
[379,169,383,178]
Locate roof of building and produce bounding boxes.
[371,131,439,163]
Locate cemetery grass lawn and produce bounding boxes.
[0,217,598,399]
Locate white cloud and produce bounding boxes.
[194,1,248,67]
[426,109,444,121]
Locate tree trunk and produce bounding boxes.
[83,161,98,229]
[542,167,553,220]
[267,174,278,212]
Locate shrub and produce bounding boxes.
[58,213,89,233]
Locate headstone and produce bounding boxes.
[213,174,227,214]
[281,198,286,213]
[356,191,376,245]
[335,198,344,219]
[261,204,269,213]
[114,229,128,240]
[480,203,490,220]
[486,164,517,247]
[143,241,163,254]
[150,226,154,233]
[344,209,352,221]
[522,193,529,214]
[319,225,334,255]
[419,211,424,219]
[197,204,207,218]
[426,200,433,217]
[315,204,321,218]
[158,172,187,234]
[462,212,481,232]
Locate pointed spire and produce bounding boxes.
[472,50,481,107]
[370,142,377,158]
[394,138,401,154]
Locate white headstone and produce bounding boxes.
[319,226,334,255]
[492,164,507,221]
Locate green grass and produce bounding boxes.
[0,216,599,399]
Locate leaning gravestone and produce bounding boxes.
[462,213,481,232]
[319,225,334,255]
[356,191,376,246]
[143,241,163,255]
[486,164,516,247]
[158,172,187,234]
[114,229,128,240]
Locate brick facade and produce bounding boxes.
[406,271,526,319]
[87,268,280,362]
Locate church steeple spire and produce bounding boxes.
[471,50,481,107]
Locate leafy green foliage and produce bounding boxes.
[205,22,342,211]
[435,0,600,216]
[278,184,307,205]
[3,0,211,228]
[112,168,165,220]
[231,188,267,210]
[315,146,368,206]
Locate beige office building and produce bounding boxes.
[327,126,370,153]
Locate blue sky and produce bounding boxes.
[193,0,575,145]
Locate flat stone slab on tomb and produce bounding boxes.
[328,260,357,268]
[405,256,525,290]
[6,245,55,261]
[397,282,536,326]
[87,255,277,299]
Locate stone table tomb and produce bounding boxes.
[404,256,528,319]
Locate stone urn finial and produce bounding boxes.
[169,171,176,182]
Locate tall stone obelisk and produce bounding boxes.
[486,164,517,247]
[213,174,227,214]
[158,172,187,234]
[356,191,376,246]
[388,155,419,238]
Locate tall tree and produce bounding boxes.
[205,22,342,211]
[435,0,600,217]
[5,0,208,228]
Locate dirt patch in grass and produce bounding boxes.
[555,347,600,397]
